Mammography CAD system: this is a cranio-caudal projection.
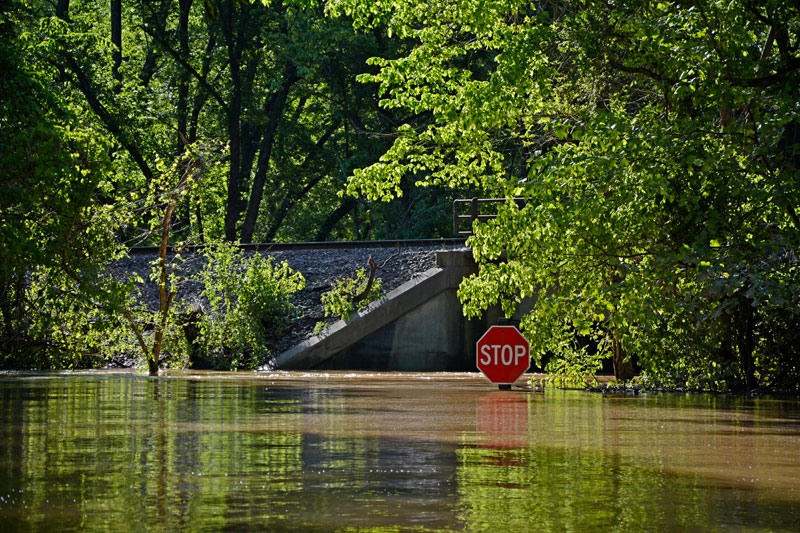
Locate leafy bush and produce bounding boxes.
[198,241,304,370]
[0,267,125,370]
[320,267,384,323]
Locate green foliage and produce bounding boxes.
[0,268,125,370]
[336,0,800,390]
[1,0,454,370]
[44,0,443,245]
[321,267,384,322]
[198,241,305,369]
[0,1,132,368]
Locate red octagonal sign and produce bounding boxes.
[477,325,530,385]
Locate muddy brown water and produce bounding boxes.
[1,371,799,531]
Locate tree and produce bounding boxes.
[48,0,437,245]
[333,0,800,389]
[0,1,128,367]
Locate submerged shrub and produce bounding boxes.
[198,241,304,370]
[0,258,134,371]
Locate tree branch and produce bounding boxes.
[141,24,228,111]
[351,256,377,304]
[58,53,155,182]
[263,120,341,240]
[123,309,150,361]
[605,58,678,85]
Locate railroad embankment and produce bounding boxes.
[112,240,466,358]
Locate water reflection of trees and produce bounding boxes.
[1,376,462,530]
[1,377,306,529]
[457,391,800,531]
[3,377,800,530]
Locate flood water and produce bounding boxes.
[1,371,800,531]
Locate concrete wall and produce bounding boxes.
[272,249,532,372]
[314,288,499,371]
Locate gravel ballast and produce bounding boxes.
[111,242,466,360]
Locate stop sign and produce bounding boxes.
[476,325,530,384]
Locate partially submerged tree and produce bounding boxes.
[123,138,205,375]
[333,0,800,389]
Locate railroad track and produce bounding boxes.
[129,238,466,255]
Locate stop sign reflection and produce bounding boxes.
[476,392,529,450]
[476,325,530,384]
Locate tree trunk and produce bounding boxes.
[188,33,216,143]
[779,119,800,232]
[56,0,70,19]
[612,334,635,382]
[240,66,298,242]
[176,0,191,147]
[222,0,243,241]
[737,297,757,390]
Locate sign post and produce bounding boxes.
[476,325,530,389]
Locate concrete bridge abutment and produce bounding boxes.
[272,249,516,371]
